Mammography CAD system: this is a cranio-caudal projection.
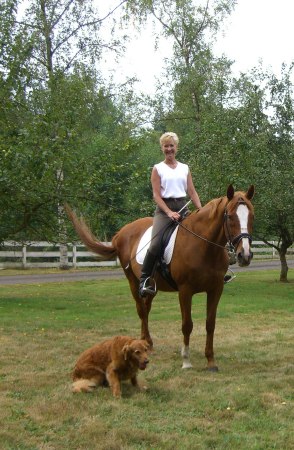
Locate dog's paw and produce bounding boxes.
[87,382,97,392]
[72,379,97,393]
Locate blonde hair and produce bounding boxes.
[159,132,179,146]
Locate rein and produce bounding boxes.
[174,214,239,267]
[175,219,226,250]
[176,201,253,253]
[127,199,253,269]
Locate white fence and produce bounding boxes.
[0,242,119,269]
[0,240,292,270]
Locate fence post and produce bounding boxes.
[59,243,69,269]
[73,244,77,269]
[22,244,27,269]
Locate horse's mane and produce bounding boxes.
[203,190,253,220]
[205,196,227,220]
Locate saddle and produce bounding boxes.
[157,221,178,290]
[136,221,179,291]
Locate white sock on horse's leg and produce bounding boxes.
[181,345,193,369]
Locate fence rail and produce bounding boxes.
[0,241,119,269]
[0,240,292,270]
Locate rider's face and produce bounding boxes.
[161,140,177,156]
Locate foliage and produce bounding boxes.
[245,65,294,280]
[0,0,293,283]
[145,1,293,280]
[0,63,133,241]
[0,0,145,242]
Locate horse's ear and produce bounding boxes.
[227,184,234,201]
[246,185,255,200]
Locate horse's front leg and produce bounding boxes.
[126,271,154,348]
[135,295,154,348]
[179,289,193,369]
[205,288,222,371]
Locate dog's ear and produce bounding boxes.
[122,344,130,361]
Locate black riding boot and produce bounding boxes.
[139,250,158,298]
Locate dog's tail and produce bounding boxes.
[72,379,97,393]
[65,203,117,259]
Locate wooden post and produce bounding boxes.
[59,243,69,269]
[73,244,77,269]
[22,244,27,269]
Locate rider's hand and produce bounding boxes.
[167,211,181,221]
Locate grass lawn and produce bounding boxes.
[0,271,293,450]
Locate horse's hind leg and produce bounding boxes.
[179,290,193,369]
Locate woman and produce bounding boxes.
[139,132,202,298]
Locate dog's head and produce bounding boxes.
[122,340,150,370]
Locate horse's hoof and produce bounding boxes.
[182,361,193,369]
[207,366,219,372]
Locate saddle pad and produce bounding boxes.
[136,226,179,265]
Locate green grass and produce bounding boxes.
[0,271,293,450]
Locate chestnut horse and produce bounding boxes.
[66,184,255,370]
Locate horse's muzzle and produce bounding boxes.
[237,249,253,266]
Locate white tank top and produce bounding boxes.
[154,161,188,198]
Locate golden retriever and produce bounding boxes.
[72,336,150,398]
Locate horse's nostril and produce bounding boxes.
[237,249,253,267]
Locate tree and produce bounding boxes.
[252,65,294,281]
[132,0,238,200]
[130,0,294,281]
[0,0,136,244]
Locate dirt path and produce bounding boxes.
[0,260,293,285]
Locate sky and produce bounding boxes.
[101,0,294,95]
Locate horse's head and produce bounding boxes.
[225,184,255,267]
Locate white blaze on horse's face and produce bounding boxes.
[236,204,251,263]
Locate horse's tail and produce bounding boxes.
[65,204,117,260]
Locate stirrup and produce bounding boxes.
[140,277,156,297]
[224,268,236,284]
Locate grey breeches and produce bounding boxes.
[148,197,187,256]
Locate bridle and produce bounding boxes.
[177,199,253,255]
[223,200,253,254]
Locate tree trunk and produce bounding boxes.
[57,169,69,270]
[279,249,288,282]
